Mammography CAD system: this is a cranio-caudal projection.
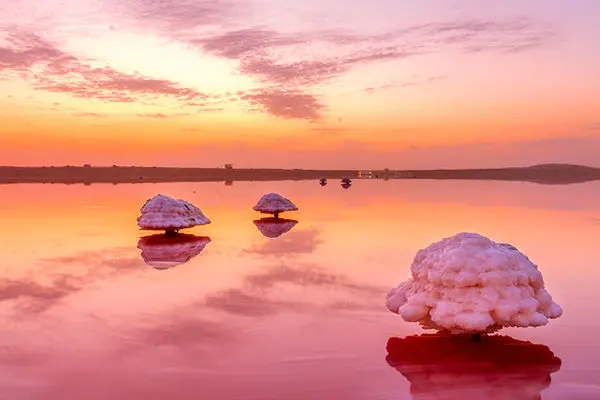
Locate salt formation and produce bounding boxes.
[254,218,298,238]
[386,232,562,334]
[137,194,210,234]
[386,334,561,400]
[137,234,211,269]
[252,193,298,218]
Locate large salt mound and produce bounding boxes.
[386,232,562,334]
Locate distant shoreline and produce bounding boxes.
[0,164,598,185]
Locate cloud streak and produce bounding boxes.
[186,17,553,120]
[364,75,446,93]
[119,0,239,31]
[1,29,216,107]
[72,112,106,117]
[2,10,557,122]
[241,88,324,120]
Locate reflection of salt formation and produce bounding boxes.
[386,232,562,334]
[341,182,352,189]
[386,334,561,400]
[137,194,211,235]
[253,218,298,239]
[137,234,211,269]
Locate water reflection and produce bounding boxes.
[253,217,299,238]
[244,228,321,257]
[386,334,562,400]
[1,180,599,399]
[137,234,211,269]
[203,261,385,317]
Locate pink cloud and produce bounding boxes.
[119,0,238,30]
[72,112,105,117]
[34,63,209,104]
[137,112,191,118]
[0,30,217,106]
[193,28,305,59]
[363,75,446,93]
[0,31,69,70]
[186,18,552,120]
[241,88,324,120]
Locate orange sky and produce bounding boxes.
[1,1,599,168]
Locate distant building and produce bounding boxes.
[224,164,233,169]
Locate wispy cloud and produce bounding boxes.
[118,0,239,31]
[1,29,217,107]
[0,30,67,70]
[186,18,553,120]
[240,87,324,120]
[72,112,106,117]
[307,126,347,136]
[2,9,557,122]
[194,28,304,59]
[364,75,446,93]
[421,18,554,53]
[137,112,191,118]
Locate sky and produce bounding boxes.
[0,0,599,168]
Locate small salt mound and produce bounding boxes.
[253,193,298,215]
[386,232,562,334]
[137,194,210,232]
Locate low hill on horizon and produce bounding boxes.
[0,163,598,185]
[400,163,600,184]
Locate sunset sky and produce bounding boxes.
[1,0,599,168]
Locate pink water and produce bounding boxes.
[1,180,598,399]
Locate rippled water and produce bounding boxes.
[1,180,599,399]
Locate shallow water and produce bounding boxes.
[1,180,599,399]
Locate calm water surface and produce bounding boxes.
[1,180,599,399]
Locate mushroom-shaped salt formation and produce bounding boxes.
[386,232,562,335]
[386,334,561,400]
[137,194,210,235]
[253,217,298,239]
[319,178,327,186]
[137,233,211,269]
[252,193,298,219]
